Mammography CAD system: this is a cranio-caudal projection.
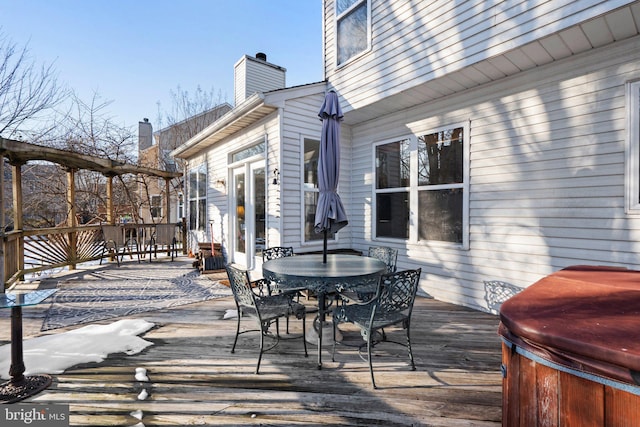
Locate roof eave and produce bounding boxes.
[172,93,273,159]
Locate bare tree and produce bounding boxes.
[0,31,67,138]
[14,91,142,227]
[44,91,137,163]
[157,85,228,138]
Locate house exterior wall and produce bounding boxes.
[180,87,328,268]
[186,112,281,263]
[280,92,331,250]
[345,30,640,310]
[324,0,635,113]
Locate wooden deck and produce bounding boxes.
[1,259,503,426]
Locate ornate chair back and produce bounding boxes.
[263,246,294,261]
[375,268,421,318]
[225,264,258,310]
[368,246,398,273]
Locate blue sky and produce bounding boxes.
[0,1,323,129]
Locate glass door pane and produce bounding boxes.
[253,165,266,261]
[233,170,246,259]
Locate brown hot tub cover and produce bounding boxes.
[499,265,640,385]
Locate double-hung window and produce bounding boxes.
[336,0,370,66]
[626,80,640,213]
[374,122,469,247]
[375,138,410,239]
[303,137,335,242]
[150,195,162,219]
[188,163,207,231]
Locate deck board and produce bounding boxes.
[0,259,503,426]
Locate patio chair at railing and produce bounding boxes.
[332,268,421,389]
[149,223,177,262]
[100,225,140,267]
[225,264,308,374]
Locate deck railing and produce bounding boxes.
[3,222,186,289]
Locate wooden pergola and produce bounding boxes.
[0,137,182,286]
[0,137,181,224]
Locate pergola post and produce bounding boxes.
[164,178,171,224]
[11,163,24,279]
[106,175,114,225]
[66,168,77,270]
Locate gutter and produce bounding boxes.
[171,92,266,159]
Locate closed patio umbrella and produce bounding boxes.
[314,90,348,263]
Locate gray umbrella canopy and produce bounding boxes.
[314,91,348,261]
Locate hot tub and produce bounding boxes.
[499,265,640,426]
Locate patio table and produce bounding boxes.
[262,254,386,369]
[0,288,56,403]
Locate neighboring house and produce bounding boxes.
[138,103,231,224]
[175,1,640,313]
[172,53,327,264]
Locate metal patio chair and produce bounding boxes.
[483,280,523,315]
[225,264,308,374]
[262,246,300,331]
[99,224,140,267]
[149,223,177,261]
[341,246,399,303]
[262,246,294,261]
[368,246,398,274]
[332,268,421,389]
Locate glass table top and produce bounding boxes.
[0,289,56,309]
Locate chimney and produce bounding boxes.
[234,52,286,106]
[138,118,153,151]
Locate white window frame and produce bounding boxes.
[372,121,470,249]
[188,163,207,231]
[335,0,371,67]
[177,192,184,220]
[626,80,640,213]
[301,135,337,246]
[150,194,162,219]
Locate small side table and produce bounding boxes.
[0,288,56,403]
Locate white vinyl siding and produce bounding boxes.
[348,35,640,311]
[234,56,286,105]
[325,0,635,112]
[183,115,279,256]
[279,92,327,250]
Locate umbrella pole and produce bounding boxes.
[323,230,328,264]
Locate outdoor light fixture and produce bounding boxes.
[272,168,280,185]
